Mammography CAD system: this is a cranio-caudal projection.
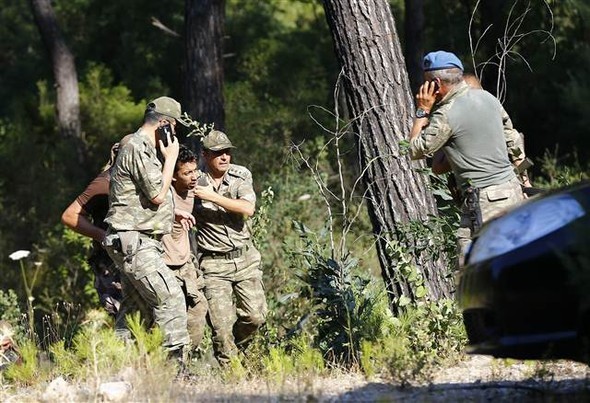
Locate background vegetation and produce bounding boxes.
[0,0,589,388]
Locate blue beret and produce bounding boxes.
[423,51,464,72]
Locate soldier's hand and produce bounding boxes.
[175,209,196,231]
[194,184,216,202]
[416,80,437,112]
[158,132,180,161]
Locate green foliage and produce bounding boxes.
[34,228,96,318]
[0,289,26,343]
[262,346,295,384]
[225,1,337,177]
[222,356,249,383]
[291,220,380,366]
[78,63,146,163]
[256,162,329,343]
[3,339,41,385]
[0,0,46,118]
[251,186,275,250]
[4,308,172,386]
[2,0,588,389]
[54,0,184,100]
[49,340,79,378]
[290,335,325,375]
[534,148,590,189]
[39,302,85,352]
[259,335,325,385]
[383,205,458,309]
[396,211,459,276]
[127,312,166,363]
[48,311,166,380]
[360,298,466,383]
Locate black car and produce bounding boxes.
[457,181,590,362]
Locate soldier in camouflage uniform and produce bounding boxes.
[431,72,533,204]
[61,143,123,317]
[103,96,192,355]
[162,145,208,351]
[409,51,525,265]
[193,130,267,365]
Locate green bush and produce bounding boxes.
[534,148,590,189]
[0,289,25,343]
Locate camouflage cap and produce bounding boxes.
[202,130,235,151]
[147,96,189,127]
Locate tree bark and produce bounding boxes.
[321,0,453,313]
[404,0,424,95]
[30,0,85,165]
[184,0,225,151]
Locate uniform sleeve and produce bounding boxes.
[501,106,525,162]
[409,110,453,159]
[237,170,256,206]
[125,145,162,201]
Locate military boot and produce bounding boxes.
[168,347,194,381]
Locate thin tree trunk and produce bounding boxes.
[184,0,225,151]
[404,0,424,95]
[321,0,453,314]
[30,0,85,165]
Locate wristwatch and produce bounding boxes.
[415,108,430,118]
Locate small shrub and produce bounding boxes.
[0,289,26,343]
[535,148,590,189]
[262,346,295,384]
[386,299,467,383]
[3,339,41,385]
[291,335,325,376]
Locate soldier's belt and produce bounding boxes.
[201,246,248,260]
[107,230,163,243]
[139,232,164,241]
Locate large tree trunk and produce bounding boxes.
[30,0,85,165]
[184,0,225,150]
[321,0,453,313]
[404,0,424,95]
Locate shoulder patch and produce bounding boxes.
[228,164,251,179]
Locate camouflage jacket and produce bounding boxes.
[105,130,173,234]
[194,164,256,253]
[410,81,518,189]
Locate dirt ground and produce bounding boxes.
[173,355,590,402]
[2,354,589,402]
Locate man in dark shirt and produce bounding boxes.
[62,143,122,316]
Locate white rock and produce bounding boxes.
[98,381,132,402]
[42,376,78,401]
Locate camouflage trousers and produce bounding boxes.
[200,245,267,365]
[104,232,190,351]
[457,177,524,266]
[169,257,208,350]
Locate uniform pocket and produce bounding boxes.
[127,246,157,280]
[486,189,511,202]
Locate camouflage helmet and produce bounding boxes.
[147,96,189,127]
[202,130,235,151]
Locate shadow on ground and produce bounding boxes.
[335,378,590,402]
